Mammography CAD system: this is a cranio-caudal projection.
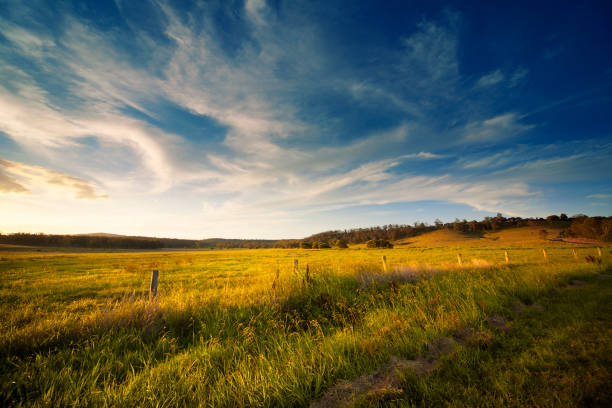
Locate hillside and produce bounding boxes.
[393,226,568,247]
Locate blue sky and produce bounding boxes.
[0,0,611,239]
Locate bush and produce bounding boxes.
[334,239,348,249]
[365,239,393,248]
[299,242,312,249]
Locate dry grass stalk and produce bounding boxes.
[357,264,441,288]
[471,258,492,267]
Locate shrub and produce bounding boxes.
[334,239,348,249]
[366,239,393,248]
[299,241,312,249]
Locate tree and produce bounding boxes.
[299,241,312,249]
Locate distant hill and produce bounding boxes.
[75,232,126,238]
[393,226,568,247]
[394,229,485,246]
[1,215,609,249]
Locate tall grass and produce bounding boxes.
[0,245,609,407]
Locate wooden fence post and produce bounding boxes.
[542,249,548,262]
[504,250,510,264]
[457,253,463,266]
[382,255,388,273]
[572,249,578,260]
[293,259,298,275]
[150,269,159,300]
[598,247,602,257]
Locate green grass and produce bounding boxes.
[394,276,612,407]
[0,243,610,407]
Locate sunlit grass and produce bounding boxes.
[0,241,609,407]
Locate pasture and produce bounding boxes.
[1,229,610,407]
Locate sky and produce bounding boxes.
[0,0,611,239]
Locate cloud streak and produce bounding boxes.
[0,158,106,199]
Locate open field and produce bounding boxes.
[1,230,610,407]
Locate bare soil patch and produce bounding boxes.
[486,314,511,331]
[310,356,437,408]
[509,301,525,314]
[312,330,491,407]
[528,303,544,312]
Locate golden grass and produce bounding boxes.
[0,241,609,407]
[393,226,569,247]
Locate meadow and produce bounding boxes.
[0,227,610,407]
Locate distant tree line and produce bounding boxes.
[1,214,610,249]
[300,213,612,245]
[560,216,612,242]
[197,238,277,249]
[0,233,164,249]
[304,223,436,245]
[0,234,278,250]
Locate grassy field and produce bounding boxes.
[1,228,610,407]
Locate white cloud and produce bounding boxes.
[0,169,29,194]
[509,67,528,87]
[487,145,612,184]
[245,0,267,25]
[0,158,106,199]
[475,67,527,89]
[464,113,534,141]
[586,194,611,200]
[476,69,504,87]
[462,152,507,169]
[398,15,460,97]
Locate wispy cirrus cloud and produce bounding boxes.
[475,67,528,88]
[587,194,611,200]
[463,113,534,142]
[0,158,106,199]
[476,69,505,87]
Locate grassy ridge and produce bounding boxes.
[0,242,610,407]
